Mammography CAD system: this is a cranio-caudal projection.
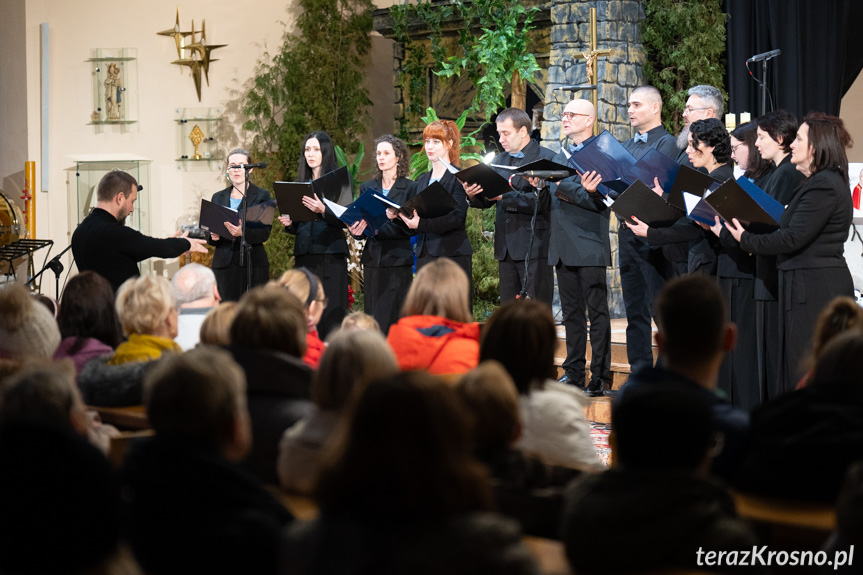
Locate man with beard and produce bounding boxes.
[676,85,724,168]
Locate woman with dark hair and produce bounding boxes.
[54,271,124,376]
[387,258,480,376]
[393,120,473,301]
[725,112,854,394]
[277,131,352,339]
[356,135,417,334]
[207,147,273,302]
[283,370,537,574]
[627,118,733,277]
[480,299,603,471]
[709,122,774,409]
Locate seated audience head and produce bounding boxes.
[313,329,398,411]
[455,360,521,454]
[144,346,251,461]
[612,383,719,475]
[0,361,87,435]
[807,327,863,391]
[0,423,131,575]
[58,271,123,350]
[479,299,557,394]
[688,118,731,168]
[401,258,472,323]
[275,267,326,333]
[755,109,798,162]
[231,286,306,357]
[340,311,381,334]
[115,275,178,339]
[654,276,735,376]
[199,301,237,347]
[314,370,491,518]
[806,296,863,372]
[0,283,61,361]
[171,263,221,308]
[730,121,773,181]
[795,112,853,184]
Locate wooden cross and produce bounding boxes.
[573,7,612,133]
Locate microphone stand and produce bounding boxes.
[27,243,71,302]
[239,167,254,295]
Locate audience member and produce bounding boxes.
[0,283,61,363]
[283,370,537,574]
[274,268,328,368]
[78,275,179,406]
[0,423,139,575]
[822,461,863,574]
[456,361,582,539]
[619,276,749,480]
[797,296,863,389]
[278,329,398,493]
[171,263,221,351]
[53,271,123,376]
[199,301,237,347]
[0,361,118,453]
[387,258,480,375]
[340,311,381,334]
[562,384,758,574]
[479,299,602,471]
[228,286,314,484]
[124,347,292,575]
[734,327,863,503]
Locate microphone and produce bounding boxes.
[514,169,571,179]
[238,162,267,169]
[746,49,781,63]
[556,85,597,92]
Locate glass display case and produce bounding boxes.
[175,107,223,170]
[87,48,138,133]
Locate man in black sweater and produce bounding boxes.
[71,170,206,291]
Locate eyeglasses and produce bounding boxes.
[682,106,710,115]
[731,143,745,154]
[561,112,591,120]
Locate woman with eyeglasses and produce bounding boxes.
[277,131,353,339]
[274,268,329,369]
[391,120,473,304]
[724,112,854,395]
[208,148,273,301]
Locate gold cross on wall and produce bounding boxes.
[573,8,612,133]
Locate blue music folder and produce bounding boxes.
[323,193,390,238]
[568,130,636,197]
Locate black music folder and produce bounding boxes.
[705,176,785,233]
[568,130,636,197]
[610,180,684,228]
[273,182,319,222]
[455,163,512,199]
[667,165,722,211]
[374,181,458,219]
[199,198,276,238]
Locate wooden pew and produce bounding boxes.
[108,429,155,467]
[88,404,149,431]
[732,490,836,553]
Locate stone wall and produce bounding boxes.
[542,0,647,319]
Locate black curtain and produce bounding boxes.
[725,0,863,120]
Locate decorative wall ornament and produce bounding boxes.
[157,7,226,101]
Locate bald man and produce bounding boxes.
[548,99,612,396]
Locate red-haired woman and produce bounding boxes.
[393,120,473,302]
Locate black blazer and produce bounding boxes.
[284,206,348,256]
[358,177,417,267]
[548,145,610,268]
[207,184,273,269]
[414,170,472,258]
[470,139,556,261]
[740,169,852,271]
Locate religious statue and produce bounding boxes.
[104,63,122,120]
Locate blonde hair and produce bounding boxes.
[274,268,324,308]
[199,302,238,347]
[402,258,472,323]
[340,312,380,334]
[314,330,398,410]
[115,275,176,336]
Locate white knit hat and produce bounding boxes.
[0,286,62,360]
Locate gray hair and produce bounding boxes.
[688,85,724,115]
[171,263,217,306]
[0,362,80,428]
